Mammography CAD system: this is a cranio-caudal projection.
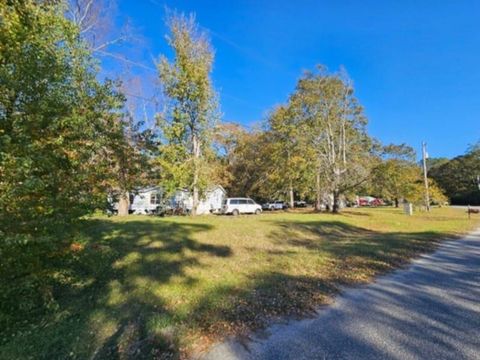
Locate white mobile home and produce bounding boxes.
[111,185,226,215]
[126,186,163,214]
[171,185,227,215]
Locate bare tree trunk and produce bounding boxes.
[192,134,200,216]
[315,172,322,211]
[118,191,129,216]
[289,180,294,209]
[332,189,340,213]
[394,198,399,208]
[192,184,198,216]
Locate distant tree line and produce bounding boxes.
[428,144,480,205]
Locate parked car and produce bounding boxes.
[358,198,370,206]
[370,198,384,206]
[262,200,288,210]
[358,196,384,207]
[222,198,262,215]
[294,200,307,208]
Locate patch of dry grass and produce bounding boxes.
[1,207,478,359]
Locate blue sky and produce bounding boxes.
[110,0,480,159]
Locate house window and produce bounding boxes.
[150,193,160,205]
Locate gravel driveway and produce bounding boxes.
[201,227,480,360]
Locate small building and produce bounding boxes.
[115,186,163,214]
[111,185,226,215]
[200,185,227,214]
[171,185,227,215]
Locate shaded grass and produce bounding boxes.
[1,207,478,359]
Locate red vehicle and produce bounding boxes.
[358,196,383,207]
[358,198,370,206]
[370,198,384,206]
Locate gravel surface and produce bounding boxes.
[200,228,480,360]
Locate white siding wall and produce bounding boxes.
[172,187,226,214]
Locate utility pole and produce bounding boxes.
[422,142,430,211]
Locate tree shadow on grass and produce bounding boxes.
[1,218,231,360]
[1,217,463,359]
[276,220,451,281]
[187,220,458,357]
[196,236,480,359]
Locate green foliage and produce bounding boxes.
[0,0,124,235]
[107,112,157,207]
[215,67,374,208]
[0,0,127,325]
[289,67,373,211]
[369,144,449,207]
[409,179,448,206]
[265,104,312,202]
[156,11,219,207]
[426,157,450,171]
[429,143,480,205]
[370,144,420,206]
[220,128,272,198]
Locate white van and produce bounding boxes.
[222,198,262,215]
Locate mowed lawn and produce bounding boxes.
[2,207,478,359]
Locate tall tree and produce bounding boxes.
[67,0,131,54]
[68,0,157,216]
[0,0,125,234]
[157,12,219,215]
[211,122,245,191]
[371,143,419,207]
[290,67,372,212]
[0,0,129,319]
[267,105,310,207]
[108,113,157,216]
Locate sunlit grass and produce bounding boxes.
[1,207,478,359]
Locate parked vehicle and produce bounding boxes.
[358,196,384,207]
[294,200,307,208]
[222,198,262,215]
[358,198,370,206]
[262,200,288,210]
[370,198,384,206]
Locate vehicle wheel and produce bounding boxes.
[255,209,261,215]
[232,209,239,216]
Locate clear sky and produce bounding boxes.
[111,0,480,159]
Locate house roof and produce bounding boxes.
[133,186,162,194]
[132,185,226,195]
[175,185,226,194]
[206,184,227,194]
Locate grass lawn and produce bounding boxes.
[1,207,478,359]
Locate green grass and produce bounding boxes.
[1,207,478,359]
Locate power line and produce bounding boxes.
[123,91,158,103]
[95,50,157,72]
